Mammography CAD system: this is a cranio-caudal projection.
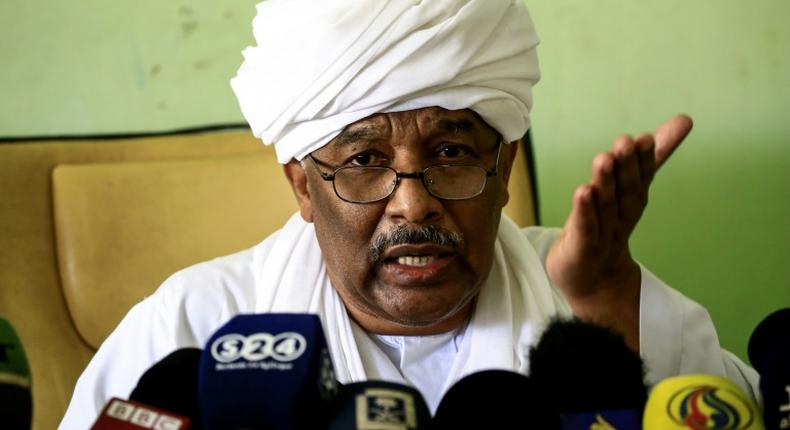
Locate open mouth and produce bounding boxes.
[379,245,457,284]
[396,255,435,266]
[389,253,453,267]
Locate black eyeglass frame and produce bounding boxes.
[306,138,504,204]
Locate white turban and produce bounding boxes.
[231,0,541,163]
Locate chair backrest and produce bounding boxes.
[0,127,536,429]
[52,154,296,348]
[0,128,268,429]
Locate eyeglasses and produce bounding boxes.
[306,139,503,204]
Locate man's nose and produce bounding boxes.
[384,174,443,224]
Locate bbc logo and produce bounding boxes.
[105,399,187,429]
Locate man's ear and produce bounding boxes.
[283,160,314,222]
[498,141,519,208]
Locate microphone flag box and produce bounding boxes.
[91,397,191,429]
[328,380,432,430]
[198,313,339,429]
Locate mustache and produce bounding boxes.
[369,224,465,263]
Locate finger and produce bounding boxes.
[565,184,599,254]
[654,114,693,168]
[591,151,617,241]
[612,136,645,231]
[634,133,656,185]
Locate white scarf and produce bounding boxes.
[252,213,570,389]
[231,0,540,163]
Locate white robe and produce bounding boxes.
[59,214,759,429]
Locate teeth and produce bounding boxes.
[397,255,435,266]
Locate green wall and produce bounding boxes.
[2,1,788,361]
[527,2,790,360]
[0,0,257,135]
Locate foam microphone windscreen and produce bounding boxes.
[129,348,202,429]
[0,318,32,430]
[433,369,560,429]
[748,308,789,372]
[747,307,790,430]
[527,317,647,428]
[198,313,339,429]
[327,380,431,430]
[643,374,764,429]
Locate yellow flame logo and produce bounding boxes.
[667,384,754,429]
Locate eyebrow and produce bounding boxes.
[433,117,477,135]
[332,115,479,146]
[333,124,385,147]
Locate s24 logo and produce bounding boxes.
[210,332,307,363]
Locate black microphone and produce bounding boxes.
[433,369,560,429]
[0,318,32,430]
[528,317,647,429]
[748,307,790,429]
[90,348,201,429]
[129,348,202,429]
[198,313,340,429]
[328,380,432,430]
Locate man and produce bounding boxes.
[60,0,758,427]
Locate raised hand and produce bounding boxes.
[545,114,694,351]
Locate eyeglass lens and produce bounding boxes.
[333,165,487,203]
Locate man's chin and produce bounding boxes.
[370,298,475,335]
[351,271,480,334]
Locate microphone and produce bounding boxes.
[0,318,32,430]
[643,374,764,429]
[198,313,340,429]
[129,348,202,429]
[91,397,192,429]
[748,307,790,429]
[528,317,647,429]
[327,380,431,430]
[432,369,560,429]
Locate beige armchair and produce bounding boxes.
[0,127,536,429]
